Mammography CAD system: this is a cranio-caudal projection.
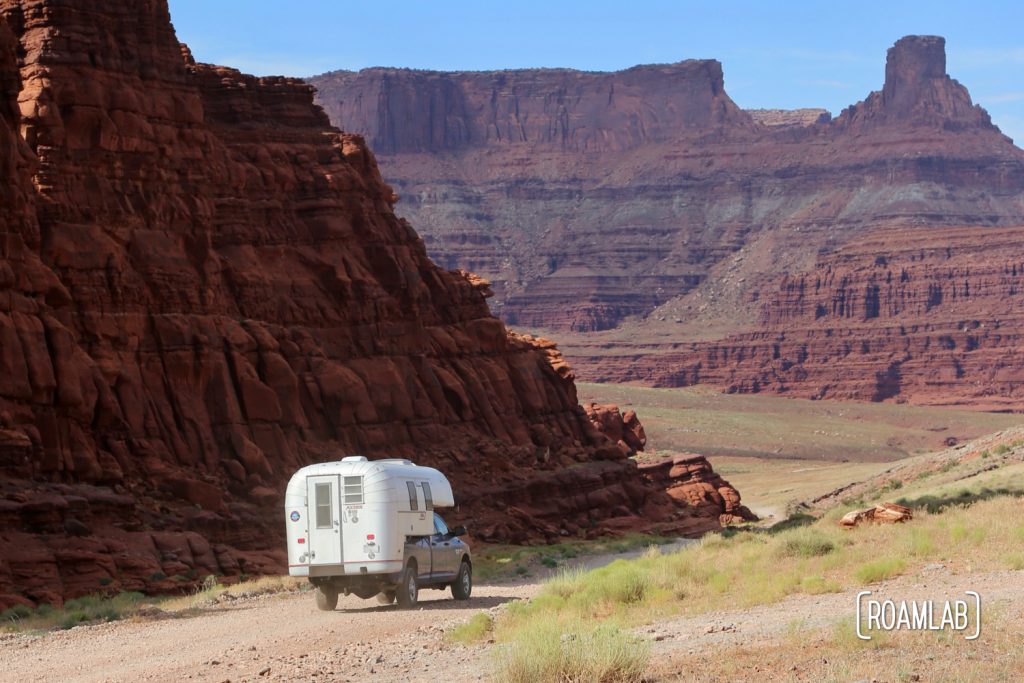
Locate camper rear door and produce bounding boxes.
[306,475,342,565]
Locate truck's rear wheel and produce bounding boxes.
[315,586,338,611]
[452,560,472,600]
[376,590,396,605]
[396,562,418,609]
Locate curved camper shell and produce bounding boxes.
[285,457,454,578]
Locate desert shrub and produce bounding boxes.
[448,612,493,644]
[800,575,841,594]
[776,529,836,558]
[1004,554,1024,570]
[546,567,585,600]
[493,618,649,683]
[854,558,906,584]
[0,604,32,623]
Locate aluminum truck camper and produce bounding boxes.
[285,456,472,610]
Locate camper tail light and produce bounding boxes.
[297,538,305,544]
[366,533,375,540]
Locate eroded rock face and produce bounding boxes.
[575,225,1024,409]
[0,0,738,607]
[638,455,756,526]
[311,36,1024,407]
[583,403,646,456]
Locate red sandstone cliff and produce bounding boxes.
[311,36,1024,407]
[0,1,747,608]
[577,225,1024,409]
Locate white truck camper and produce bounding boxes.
[285,456,472,609]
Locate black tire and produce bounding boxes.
[396,562,419,609]
[315,586,338,611]
[452,560,472,600]
[376,590,396,605]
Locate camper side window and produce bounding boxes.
[406,481,418,511]
[422,482,433,511]
[315,483,332,529]
[343,476,363,504]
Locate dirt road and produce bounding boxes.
[0,583,522,683]
[0,543,692,683]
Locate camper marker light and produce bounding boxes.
[366,533,375,540]
[298,538,305,544]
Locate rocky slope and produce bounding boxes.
[311,37,1024,407]
[0,0,749,608]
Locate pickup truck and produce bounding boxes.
[314,511,472,610]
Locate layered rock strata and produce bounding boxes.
[311,37,1024,406]
[0,1,743,607]
[574,225,1024,409]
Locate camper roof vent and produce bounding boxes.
[341,456,368,462]
[376,458,413,465]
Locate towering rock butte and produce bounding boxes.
[0,0,749,608]
[311,35,1024,408]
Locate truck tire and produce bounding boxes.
[452,560,472,600]
[315,586,338,611]
[396,562,419,609]
[376,591,396,605]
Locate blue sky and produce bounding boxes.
[168,1,1024,143]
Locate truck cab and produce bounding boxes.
[388,512,471,607]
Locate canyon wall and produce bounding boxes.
[575,226,1024,409]
[311,36,1024,407]
[0,0,745,608]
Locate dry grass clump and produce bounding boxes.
[447,612,494,644]
[493,616,649,683]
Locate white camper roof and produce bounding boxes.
[284,456,455,507]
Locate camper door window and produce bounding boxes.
[407,481,418,510]
[315,482,333,528]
